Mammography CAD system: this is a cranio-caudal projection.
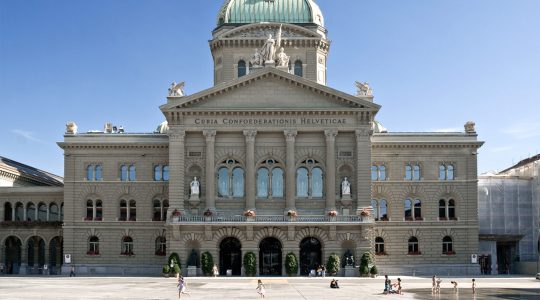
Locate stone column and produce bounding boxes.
[244,130,257,210]
[12,208,15,221]
[19,243,27,275]
[168,128,186,213]
[284,130,297,211]
[355,128,373,212]
[44,243,50,275]
[203,130,217,211]
[324,130,338,212]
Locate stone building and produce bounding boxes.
[1,0,483,276]
[478,154,540,275]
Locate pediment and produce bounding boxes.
[161,68,380,112]
[219,23,321,39]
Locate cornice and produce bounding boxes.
[372,143,483,149]
[0,170,62,187]
[58,143,169,150]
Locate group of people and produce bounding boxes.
[312,265,326,277]
[431,275,476,295]
[383,275,402,295]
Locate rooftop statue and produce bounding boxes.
[276,47,290,68]
[259,25,283,64]
[355,81,373,96]
[250,48,263,67]
[168,81,185,97]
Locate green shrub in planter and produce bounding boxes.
[326,253,341,275]
[172,263,181,275]
[168,252,181,267]
[162,265,170,274]
[359,252,372,277]
[360,264,370,276]
[243,252,257,276]
[201,251,214,276]
[285,252,298,276]
[370,265,378,275]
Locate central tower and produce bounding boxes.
[211,0,330,85]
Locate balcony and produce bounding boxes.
[171,214,371,225]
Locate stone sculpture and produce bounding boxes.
[276,47,290,68]
[250,48,263,67]
[341,177,351,195]
[168,81,185,97]
[190,177,200,195]
[355,81,373,96]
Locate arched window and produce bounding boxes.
[439,163,455,181]
[439,165,446,180]
[153,199,168,221]
[26,202,36,221]
[120,165,136,181]
[408,237,419,255]
[163,166,169,181]
[86,200,93,220]
[4,202,12,221]
[371,165,386,181]
[119,200,127,221]
[439,200,446,219]
[296,159,324,198]
[129,165,136,181]
[380,200,388,221]
[257,159,284,199]
[129,200,137,221]
[294,60,303,77]
[38,203,47,221]
[95,165,102,181]
[120,165,128,181]
[88,236,99,255]
[121,236,134,256]
[371,200,379,221]
[238,60,247,77]
[154,165,162,181]
[404,199,412,220]
[217,159,245,198]
[413,165,421,180]
[49,203,59,221]
[95,200,103,221]
[155,236,166,256]
[442,236,454,254]
[15,202,24,221]
[405,165,412,180]
[87,165,94,181]
[414,199,422,220]
[153,165,169,181]
[375,237,385,255]
[447,165,454,180]
[448,199,456,219]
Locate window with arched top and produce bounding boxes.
[129,200,136,221]
[121,236,134,256]
[414,199,422,220]
[95,200,103,220]
[4,202,12,221]
[439,163,455,180]
[218,159,245,198]
[371,199,389,221]
[439,200,446,219]
[448,199,456,219]
[119,200,127,221]
[87,164,103,181]
[120,164,136,181]
[86,200,93,220]
[155,236,166,256]
[153,199,169,221]
[375,237,385,255]
[439,198,457,220]
[294,60,303,77]
[26,202,36,221]
[238,60,247,77]
[38,203,47,221]
[405,164,421,180]
[49,203,59,221]
[371,164,387,181]
[257,159,284,199]
[408,237,420,255]
[442,236,454,254]
[296,159,324,198]
[85,200,103,221]
[15,202,24,221]
[404,199,422,221]
[154,165,169,181]
[88,236,99,255]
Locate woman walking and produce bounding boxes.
[177,275,190,299]
[256,279,266,298]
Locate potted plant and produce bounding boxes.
[201,251,214,276]
[326,253,341,276]
[285,252,298,276]
[162,265,170,277]
[171,209,181,222]
[359,252,372,277]
[287,210,298,221]
[204,209,213,221]
[243,252,257,276]
[244,210,256,221]
[370,265,378,278]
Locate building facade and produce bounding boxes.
[478,155,540,275]
[1,0,483,276]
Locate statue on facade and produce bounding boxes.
[250,48,263,67]
[259,24,282,64]
[355,81,373,96]
[187,249,199,267]
[276,47,290,68]
[341,177,351,195]
[65,122,78,134]
[168,81,185,97]
[190,177,200,196]
[343,250,355,267]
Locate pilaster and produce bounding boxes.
[244,130,257,210]
[355,128,373,212]
[284,130,297,212]
[204,130,217,211]
[168,128,186,213]
[325,130,338,211]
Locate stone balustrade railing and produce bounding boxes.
[171,214,370,224]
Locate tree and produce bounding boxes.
[285,252,298,276]
[359,252,372,276]
[326,253,341,275]
[201,251,214,276]
[243,252,257,276]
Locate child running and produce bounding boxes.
[256,279,266,298]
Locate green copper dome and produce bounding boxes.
[217,0,324,27]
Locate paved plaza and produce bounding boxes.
[0,276,538,299]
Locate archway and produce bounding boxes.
[300,237,322,276]
[27,236,46,274]
[49,237,63,275]
[219,237,241,276]
[259,237,282,276]
[4,236,22,274]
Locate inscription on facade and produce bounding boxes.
[193,118,348,126]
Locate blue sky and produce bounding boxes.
[1,0,539,177]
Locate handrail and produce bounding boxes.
[173,214,369,223]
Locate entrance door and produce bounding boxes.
[4,236,22,274]
[220,237,241,276]
[300,237,321,276]
[497,241,517,274]
[259,237,282,276]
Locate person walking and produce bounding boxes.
[384,275,390,294]
[435,277,442,294]
[431,275,436,294]
[472,278,477,294]
[256,279,266,298]
[212,264,219,277]
[451,281,458,293]
[69,265,76,277]
[177,275,190,299]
